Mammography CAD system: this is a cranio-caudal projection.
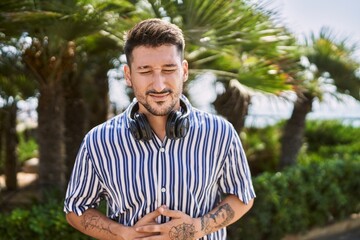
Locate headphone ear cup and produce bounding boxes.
[134,113,153,141]
[165,98,191,139]
[166,111,180,139]
[128,117,142,140]
[176,116,190,138]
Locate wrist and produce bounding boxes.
[114,224,132,240]
[194,217,205,239]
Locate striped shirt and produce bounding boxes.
[64,97,255,239]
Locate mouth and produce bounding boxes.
[147,90,172,101]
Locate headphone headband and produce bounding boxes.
[128,98,190,141]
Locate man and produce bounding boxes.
[64,18,255,240]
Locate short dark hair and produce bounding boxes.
[124,18,185,66]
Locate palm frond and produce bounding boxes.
[306,27,360,100]
[141,0,298,93]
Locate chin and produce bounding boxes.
[149,103,175,116]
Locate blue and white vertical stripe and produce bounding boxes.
[64,101,255,240]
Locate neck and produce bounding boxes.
[146,114,167,141]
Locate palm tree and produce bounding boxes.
[59,2,135,180]
[279,28,360,168]
[64,31,132,180]
[0,39,37,191]
[0,0,135,193]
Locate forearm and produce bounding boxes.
[66,209,128,240]
[133,195,254,239]
[199,194,254,237]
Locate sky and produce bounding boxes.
[265,0,360,58]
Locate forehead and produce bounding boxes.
[130,45,182,67]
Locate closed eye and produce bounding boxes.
[138,69,152,75]
[162,68,177,73]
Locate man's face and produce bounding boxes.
[124,45,188,116]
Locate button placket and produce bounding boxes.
[157,146,167,205]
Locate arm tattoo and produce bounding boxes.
[169,223,197,240]
[81,212,117,237]
[201,203,235,235]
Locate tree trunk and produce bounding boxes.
[213,80,251,133]
[63,73,86,181]
[279,92,314,169]
[38,81,66,193]
[4,102,18,191]
[0,109,4,175]
[23,39,76,194]
[87,71,109,130]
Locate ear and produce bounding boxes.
[124,64,132,87]
[182,60,189,82]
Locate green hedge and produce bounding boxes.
[241,126,280,175]
[228,158,360,240]
[305,120,360,151]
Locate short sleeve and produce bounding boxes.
[219,129,256,204]
[64,139,104,216]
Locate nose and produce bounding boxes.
[152,72,166,92]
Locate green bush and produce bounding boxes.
[305,120,360,152]
[298,120,360,165]
[0,198,91,240]
[0,129,38,173]
[241,125,281,175]
[17,130,38,164]
[227,158,360,240]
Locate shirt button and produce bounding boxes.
[161,187,166,193]
[160,148,165,152]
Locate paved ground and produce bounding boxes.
[284,212,360,240]
[0,172,39,211]
[313,227,360,240]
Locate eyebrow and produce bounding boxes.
[137,65,151,70]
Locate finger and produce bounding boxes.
[158,207,184,219]
[133,232,159,239]
[140,209,162,222]
[136,223,163,233]
[134,235,165,240]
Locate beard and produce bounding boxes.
[142,100,176,116]
[135,88,182,116]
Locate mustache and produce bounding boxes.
[146,89,173,95]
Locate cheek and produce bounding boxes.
[129,81,146,95]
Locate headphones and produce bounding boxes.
[128,98,190,141]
